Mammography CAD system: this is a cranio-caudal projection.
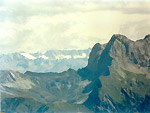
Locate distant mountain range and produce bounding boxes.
[0,49,91,73]
[1,34,150,113]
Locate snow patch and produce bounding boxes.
[55,54,71,60]
[20,53,37,60]
[38,55,49,59]
[10,72,15,78]
[9,72,16,81]
[73,53,87,59]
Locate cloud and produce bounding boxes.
[1,1,149,24]
[1,1,150,21]
[111,2,150,14]
[0,0,150,53]
[119,19,150,40]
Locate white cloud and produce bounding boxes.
[119,19,150,40]
[20,53,37,60]
[0,0,150,53]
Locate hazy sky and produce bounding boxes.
[0,0,150,53]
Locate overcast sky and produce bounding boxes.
[0,0,150,54]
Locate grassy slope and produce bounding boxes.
[1,96,93,113]
[99,67,150,108]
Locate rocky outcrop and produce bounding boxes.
[78,34,150,112]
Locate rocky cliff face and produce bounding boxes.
[78,34,150,112]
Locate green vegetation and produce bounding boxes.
[99,67,150,111]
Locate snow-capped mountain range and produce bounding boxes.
[0,49,91,73]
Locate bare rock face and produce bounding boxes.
[78,34,150,112]
[87,43,102,72]
[86,34,150,76]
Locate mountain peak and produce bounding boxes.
[93,43,101,48]
[87,43,102,72]
[108,34,132,53]
[90,43,101,54]
[144,34,150,40]
[112,34,126,37]
[110,34,131,42]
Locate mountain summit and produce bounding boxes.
[144,34,150,40]
[1,34,150,113]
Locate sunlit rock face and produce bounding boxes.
[78,34,150,112]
